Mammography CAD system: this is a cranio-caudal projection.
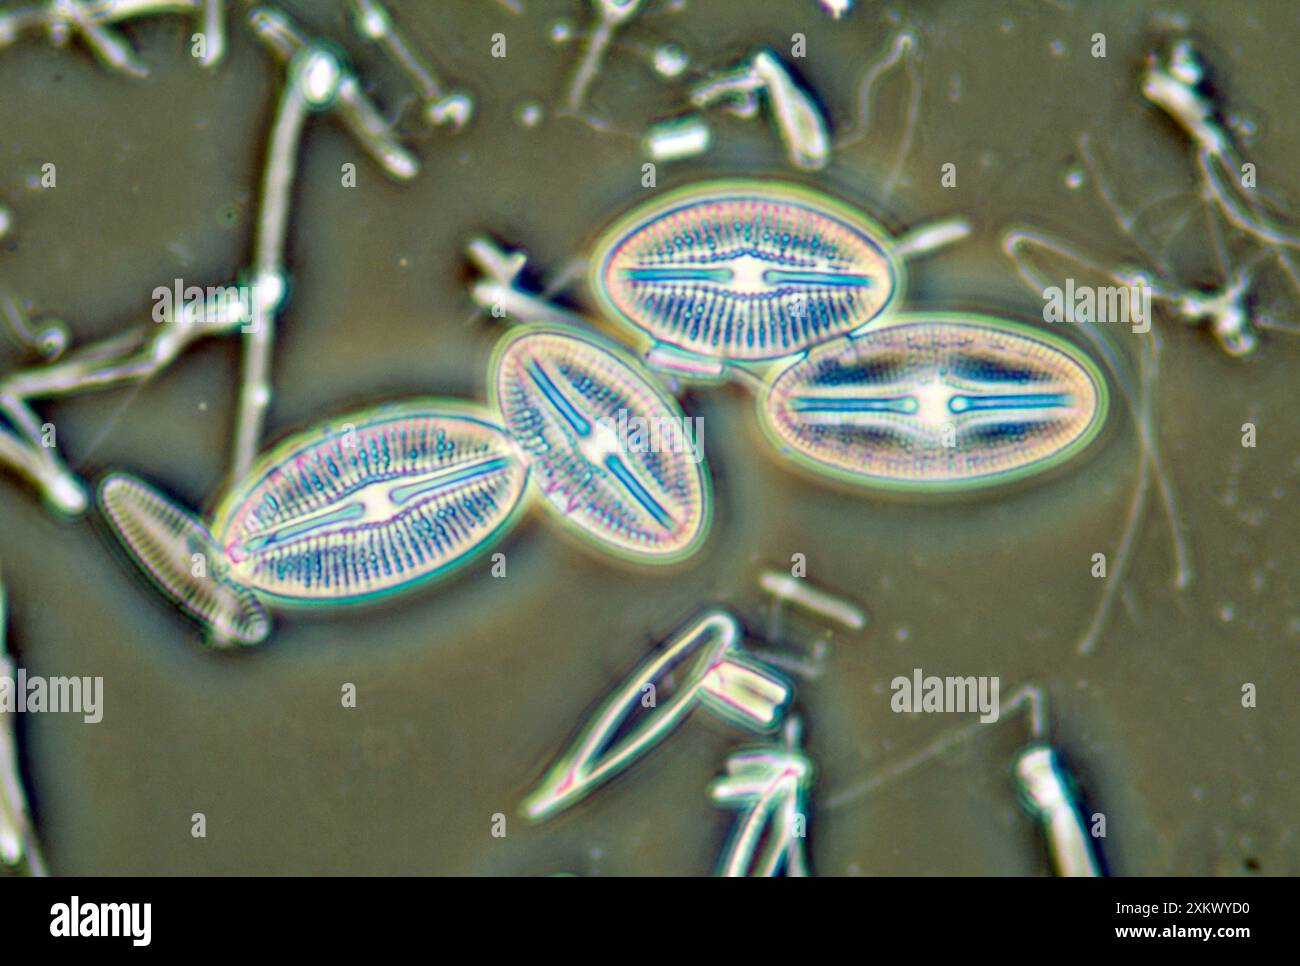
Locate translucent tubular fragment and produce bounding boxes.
[1014,744,1103,877]
[0,6,44,47]
[0,277,254,516]
[761,313,1110,491]
[490,327,710,563]
[562,0,643,113]
[232,43,341,481]
[196,0,223,67]
[466,236,528,289]
[247,5,418,180]
[1000,226,1191,605]
[0,281,256,402]
[750,50,829,171]
[465,236,593,328]
[520,610,791,821]
[2,293,69,360]
[98,474,269,646]
[589,180,899,363]
[84,0,201,23]
[0,585,47,875]
[1140,40,1227,158]
[643,115,711,163]
[891,217,972,261]
[1139,38,1300,295]
[758,570,866,630]
[49,0,148,77]
[690,64,763,116]
[0,399,88,515]
[81,0,216,65]
[348,0,473,131]
[711,744,814,877]
[212,402,528,603]
[471,280,589,328]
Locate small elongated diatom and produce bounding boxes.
[99,474,271,646]
[588,180,899,362]
[99,401,528,644]
[489,326,710,562]
[760,314,1109,490]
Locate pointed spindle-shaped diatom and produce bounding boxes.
[99,474,271,646]
[212,402,529,602]
[489,326,710,562]
[521,609,792,822]
[760,314,1110,491]
[588,180,899,362]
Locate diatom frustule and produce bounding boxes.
[212,402,529,601]
[99,401,529,644]
[588,180,899,363]
[98,474,271,646]
[489,326,711,563]
[760,314,1109,490]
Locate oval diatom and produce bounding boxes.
[760,314,1110,490]
[99,474,270,645]
[589,180,899,362]
[210,402,529,602]
[489,326,710,562]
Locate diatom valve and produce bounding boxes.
[489,326,711,563]
[588,180,900,363]
[99,401,529,644]
[521,609,792,822]
[760,314,1109,491]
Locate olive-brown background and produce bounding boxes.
[0,0,1295,874]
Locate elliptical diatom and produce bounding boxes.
[212,402,530,601]
[489,326,710,562]
[759,314,1109,491]
[589,180,899,362]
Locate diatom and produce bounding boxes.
[760,314,1109,490]
[99,474,270,646]
[489,326,710,562]
[521,609,791,822]
[589,180,899,362]
[99,401,528,645]
[212,402,529,602]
